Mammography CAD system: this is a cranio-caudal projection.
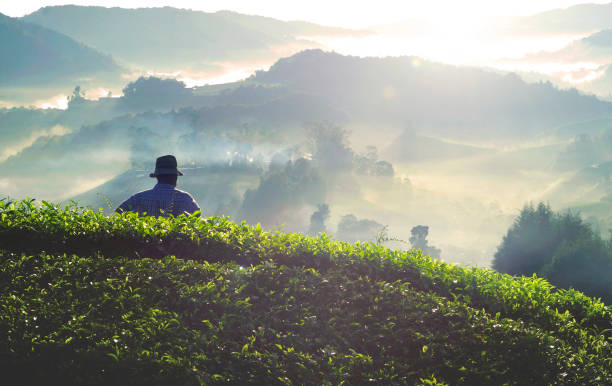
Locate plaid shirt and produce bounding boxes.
[116,184,200,217]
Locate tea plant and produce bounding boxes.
[0,199,610,384]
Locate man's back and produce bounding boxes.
[116,183,200,217]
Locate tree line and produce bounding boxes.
[493,202,612,302]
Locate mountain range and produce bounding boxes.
[0,12,120,86]
[3,50,612,203]
[504,3,612,35]
[21,6,359,70]
[251,50,612,140]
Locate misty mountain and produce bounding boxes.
[386,130,490,162]
[214,10,362,37]
[524,29,612,97]
[252,50,612,140]
[547,161,612,206]
[0,88,141,162]
[506,3,612,35]
[525,29,612,64]
[0,90,347,200]
[0,12,120,86]
[22,6,357,70]
[115,76,347,124]
[5,49,612,202]
[555,129,612,171]
[555,116,612,139]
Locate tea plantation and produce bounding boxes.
[0,199,610,385]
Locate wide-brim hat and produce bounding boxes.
[149,154,184,177]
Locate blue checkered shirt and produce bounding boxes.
[115,184,200,217]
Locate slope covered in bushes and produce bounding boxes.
[0,199,610,385]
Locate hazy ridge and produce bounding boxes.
[0,12,120,86]
[21,6,358,70]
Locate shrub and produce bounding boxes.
[0,198,610,384]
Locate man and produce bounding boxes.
[116,155,200,217]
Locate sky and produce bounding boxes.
[2,1,612,28]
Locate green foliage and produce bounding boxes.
[121,77,193,109]
[0,198,610,384]
[493,202,612,302]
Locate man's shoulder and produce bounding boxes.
[116,188,154,212]
[174,188,196,200]
[126,188,157,201]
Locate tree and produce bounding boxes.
[493,203,557,276]
[354,146,395,177]
[67,85,85,107]
[541,237,612,301]
[307,122,353,174]
[239,158,325,227]
[308,204,330,236]
[336,214,383,243]
[121,76,192,109]
[409,225,441,259]
[494,202,612,302]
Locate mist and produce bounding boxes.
[4,4,612,269]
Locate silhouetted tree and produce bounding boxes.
[68,85,86,107]
[493,203,558,275]
[354,146,395,177]
[336,214,383,243]
[308,204,330,235]
[409,225,441,259]
[240,158,325,227]
[121,76,192,109]
[307,122,353,174]
[494,202,612,302]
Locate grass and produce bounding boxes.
[0,198,610,385]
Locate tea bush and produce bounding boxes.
[0,199,610,384]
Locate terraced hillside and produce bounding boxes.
[0,199,610,385]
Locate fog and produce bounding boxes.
[1,80,604,266]
[4,4,612,268]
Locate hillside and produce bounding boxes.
[548,161,612,205]
[524,29,612,65]
[0,89,347,200]
[523,29,612,97]
[252,50,612,140]
[21,6,356,69]
[386,130,491,162]
[0,199,610,384]
[0,13,120,86]
[507,3,612,35]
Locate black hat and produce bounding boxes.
[149,155,184,177]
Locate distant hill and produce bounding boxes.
[524,29,612,63]
[22,6,359,70]
[386,130,491,162]
[521,29,612,97]
[214,10,362,37]
[546,161,612,205]
[252,50,612,140]
[5,50,612,201]
[0,12,120,86]
[507,3,612,35]
[0,92,346,200]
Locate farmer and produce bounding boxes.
[115,155,200,217]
